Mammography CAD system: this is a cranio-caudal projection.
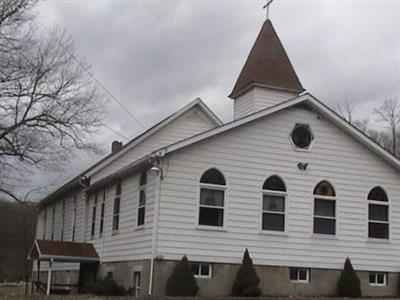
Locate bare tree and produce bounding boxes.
[0,0,104,201]
[374,98,400,155]
[336,99,355,124]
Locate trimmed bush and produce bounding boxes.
[166,255,199,296]
[232,248,261,296]
[88,276,127,296]
[337,257,361,298]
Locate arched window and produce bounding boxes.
[198,168,226,227]
[137,171,147,226]
[112,181,121,232]
[262,176,287,232]
[313,181,336,235]
[368,187,389,239]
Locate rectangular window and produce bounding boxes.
[199,188,225,227]
[369,272,386,286]
[314,198,335,235]
[368,204,389,239]
[190,262,212,278]
[112,182,121,232]
[133,271,141,297]
[262,193,285,231]
[51,206,55,240]
[290,268,309,283]
[43,210,47,240]
[72,196,77,242]
[99,189,105,237]
[61,200,65,241]
[91,193,97,239]
[137,191,146,226]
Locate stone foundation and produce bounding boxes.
[152,260,400,297]
[34,260,400,297]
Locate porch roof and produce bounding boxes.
[28,239,100,263]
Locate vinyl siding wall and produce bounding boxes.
[91,107,217,183]
[87,171,156,262]
[157,105,400,272]
[34,104,217,270]
[234,87,296,119]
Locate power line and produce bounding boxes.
[36,20,147,131]
[101,122,130,140]
[0,30,130,142]
[34,17,164,147]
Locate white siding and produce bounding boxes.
[157,106,400,272]
[91,107,217,183]
[234,87,296,119]
[89,171,156,262]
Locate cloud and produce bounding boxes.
[32,1,400,199]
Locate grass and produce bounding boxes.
[0,282,26,296]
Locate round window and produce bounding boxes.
[291,125,313,149]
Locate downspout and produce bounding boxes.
[148,164,162,295]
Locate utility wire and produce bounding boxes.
[101,122,130,140]
[0,30,129,142]
[34,17,164,146]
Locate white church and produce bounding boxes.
[30,16,400,297]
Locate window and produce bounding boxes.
[99,189,105,237]
[43,210,47,240]
[137,172,146,226]
[61,200,65,241]
[291,124,314,149]
[261,176,286,232]
[51,206,55,240]
[369,272,386,286]
[72,196,77,242]
[313,181,336,235]
[368,187,389,239]
[112,182,121,232]
[191,263,212,278]
[290,268,309,283]
[198,168,226,227]
[91,193,97,239]
[133,271,141,297]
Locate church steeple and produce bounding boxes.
[230,20,305,119]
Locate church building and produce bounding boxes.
[30,16,400,297]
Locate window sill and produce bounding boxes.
[196,225,227,232]
[259,230,288,237]
[134,225,145,231]
[369,284,387,287]
[112,230,119,235]
[366,238,391,244]
[311,234,337,240]
[290,280,309,284]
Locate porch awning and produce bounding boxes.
[28,239,100,263]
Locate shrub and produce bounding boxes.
[232,248,261,296]
[88,276,127,296]
[166,255,199,296]
[337,257,361,298]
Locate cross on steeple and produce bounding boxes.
[263,0,274,20]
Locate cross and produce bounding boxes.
[263,0,274,20]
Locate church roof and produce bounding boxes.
[81,93,400,194]
[229,20,305,98]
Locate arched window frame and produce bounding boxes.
[197,168,227,229]
[137,171,147,228]
[313,180,336,236]
[367,186,390,240]
[260,175,288,234]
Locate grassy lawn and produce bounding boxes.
[0,282,26,296]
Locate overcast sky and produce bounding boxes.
[32,0,400,199]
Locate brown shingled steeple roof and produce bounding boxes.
[229,20,304,98]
